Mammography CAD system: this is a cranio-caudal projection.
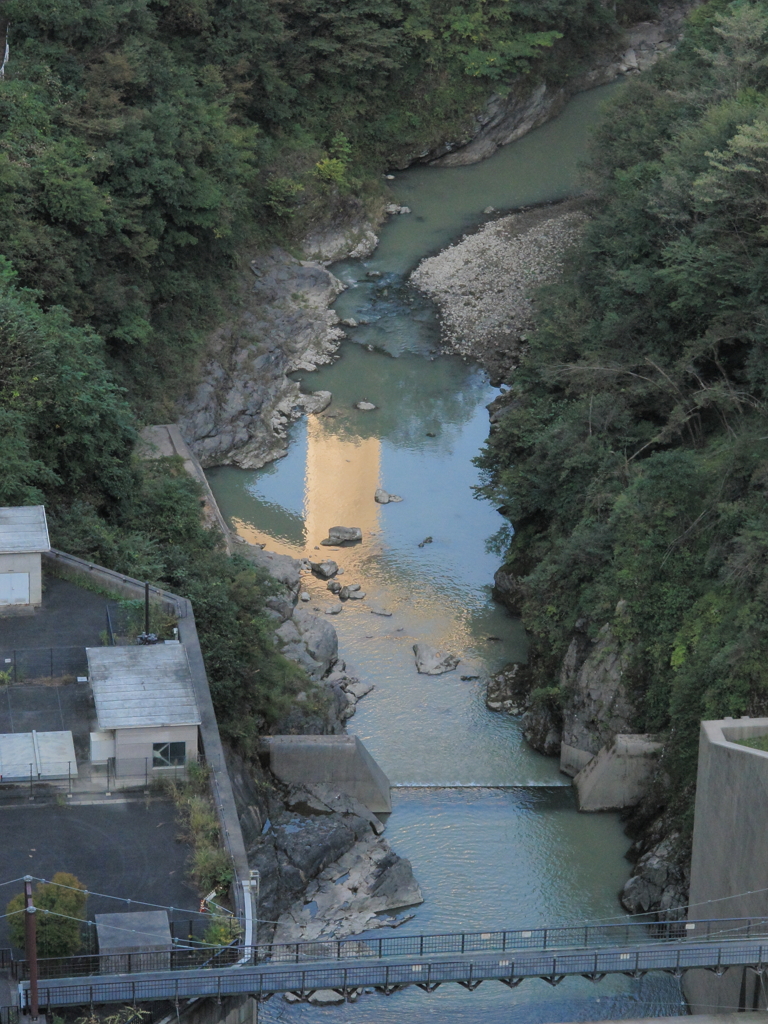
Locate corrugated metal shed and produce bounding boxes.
[0,506,50,554]
[86,645,201,729]
[0,731,77,779]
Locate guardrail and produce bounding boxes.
[13,917,768,981]
[21,933,768,1009]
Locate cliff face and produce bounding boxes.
[178,249,349,470]
[558,620,636,777]
[414,3,694,168]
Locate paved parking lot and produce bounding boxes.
[0,798,199,949]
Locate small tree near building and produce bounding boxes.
[7,873,87,957]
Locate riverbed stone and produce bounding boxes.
[347,591,366,600]
[324,526,362,544]
[325,604,343,615]
[413,643,459,675]
[355,401,377,411]
[310,559,338,579]
[301,390,332,415]
[308,990,345,1006]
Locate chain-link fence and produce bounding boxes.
[0,647,88,685]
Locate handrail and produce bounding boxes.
[12,916,768,981]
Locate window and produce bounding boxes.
[152,741,186,768]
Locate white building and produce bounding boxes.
[87,644,200,776]
[0,506,50,610]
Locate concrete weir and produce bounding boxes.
[260,734,391,813]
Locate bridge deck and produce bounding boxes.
[20,936,768,1008]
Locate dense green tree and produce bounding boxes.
[476,0,768,830]
[7,873,87,958]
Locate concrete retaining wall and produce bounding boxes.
[263,735,391,813]
[684,717,768,1014]
[574,734,661,812]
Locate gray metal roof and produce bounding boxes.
[95,911,172,953]
[0,506,50,554]
[86,645,201,730]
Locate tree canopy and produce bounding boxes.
[476,0,768,831]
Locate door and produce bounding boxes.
[0,573,30,605]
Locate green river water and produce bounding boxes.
[207,82,686,1022]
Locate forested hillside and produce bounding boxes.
[0,0,647,736]
[477,0,768,837]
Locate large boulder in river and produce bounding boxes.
[321,526,362,545]
[301,390,332,415]
[375,488,403,504]
[413,643,459,675]
[310,559,338,579]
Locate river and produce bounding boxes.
[207,83,685,1022]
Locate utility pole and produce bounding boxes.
[23,876,38,1022]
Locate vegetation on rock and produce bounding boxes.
[476,0,768,839]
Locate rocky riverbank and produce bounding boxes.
[410,2,695,168]
[410,200,587,383]
[489,572,690,918]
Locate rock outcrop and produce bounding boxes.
[521,704,563,758]
[559,620,636,777]
[485,663,530,714]
[413,4,693,168]
[178,249,348,469]
[272,833,423,943]
[620,833,689,918]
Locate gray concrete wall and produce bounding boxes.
[265,734,391,813]
[684,717,768,1014]
[574,733,661,811]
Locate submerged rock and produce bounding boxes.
[355,401,377,411]
[375,488,404,504]
[322,526,362,545]
[413,643,459,675]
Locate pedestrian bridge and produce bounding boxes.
[15,917,768,1009]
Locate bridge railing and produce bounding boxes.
[12,917,768,981]
[257,916,768,965]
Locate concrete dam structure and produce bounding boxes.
[260,734,391,813]
[685,717,768,1014]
